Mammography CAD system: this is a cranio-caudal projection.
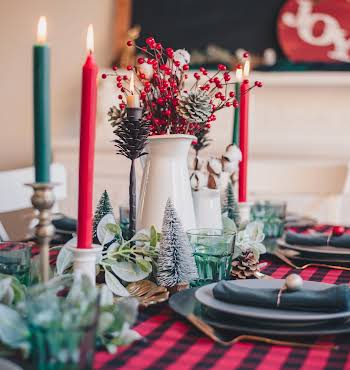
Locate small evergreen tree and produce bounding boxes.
[93,190,115,241]
[156,199,198,288]
[223,182,241,227]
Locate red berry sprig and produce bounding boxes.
[101,39,262,136]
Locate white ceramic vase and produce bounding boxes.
[192,188,222,229]
[137,134,196,231]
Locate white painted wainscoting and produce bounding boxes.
[54,71,350,224]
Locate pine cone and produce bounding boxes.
[177,90,212,124]
[231,250,260,279]
[108,106,127,127]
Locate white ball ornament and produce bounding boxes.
[285,274,303,291]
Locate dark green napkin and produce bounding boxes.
[213,281,349,312]
[285,231,350,248]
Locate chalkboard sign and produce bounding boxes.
[132,0,286,56]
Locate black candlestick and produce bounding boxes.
[126,107,143,239]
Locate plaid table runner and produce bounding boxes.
[93,259,350,370]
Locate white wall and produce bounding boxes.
[0,0,115,170]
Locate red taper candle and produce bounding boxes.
[238,59,250,203]
[77,24,98,249]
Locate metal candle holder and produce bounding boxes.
[26,183,56,283]
[126,107,142,238]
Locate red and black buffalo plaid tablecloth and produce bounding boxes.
[92,258,350,370]
[31,226,350,370]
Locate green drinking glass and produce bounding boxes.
[187,229,236,287]
[28,293,98,370]
[250,201,287,239]
[0,242,32,285]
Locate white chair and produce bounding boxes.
[0,163,67,213]
[248,160,349,224]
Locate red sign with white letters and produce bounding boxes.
[277,0,350,63]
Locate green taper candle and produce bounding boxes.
[33,16,51,182]
[232,82,240,145]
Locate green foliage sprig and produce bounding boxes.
[56,221,160,298]
[0,274,140,357]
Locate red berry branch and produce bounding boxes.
[102,37,262,136]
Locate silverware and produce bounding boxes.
[187,314,338,350]
[275,249,350,271]
[127,280,169,307]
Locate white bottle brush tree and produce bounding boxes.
[156,199,198,290]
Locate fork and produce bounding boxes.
[187,314,338,350]
[274,249,350,271]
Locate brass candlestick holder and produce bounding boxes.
[26,183,56,283]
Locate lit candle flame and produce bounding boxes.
[37,16,47,44]
[86,24,94,53]
[130,72,134,94]
[243,60,250,78]
[236,66,243,83]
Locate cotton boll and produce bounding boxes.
[193,156,204,171]
[190,171,206,191]
[188,156,204,171]
[222,158,239,175]
[137,62,153,80]
[207,174,220,190]
[207,158,222,176]
[223,144,242,163]
[173,49,191,67]
[263,48,277,66]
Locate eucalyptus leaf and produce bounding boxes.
[106,223,122,236]
[150,225,158,247]
[97,214,117,245]
[130,230,150,242]
[106,242,120,254]
[97,312,115,335]
[100,284,114,306]
[136,259,152,273]
[56,240,75,275]
[111,261,149,282]
[104,270,130,297]
[116,323,142,345]
[0,278,13,305]
[245,221,265,243]
[106,343,118,354]
[222,215,237,235]
[0,304,29,350]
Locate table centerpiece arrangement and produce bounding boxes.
[102,37,262,231]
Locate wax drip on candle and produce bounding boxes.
[127,72,140,108]
[37,16,47,44]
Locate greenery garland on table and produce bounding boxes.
[0,273,140,357]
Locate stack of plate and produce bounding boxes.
[169,280,350,337]
[277,238,350,264]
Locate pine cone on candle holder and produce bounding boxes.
[177,90,212,124]
[108,106,127,127]
[231,250,260,279]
